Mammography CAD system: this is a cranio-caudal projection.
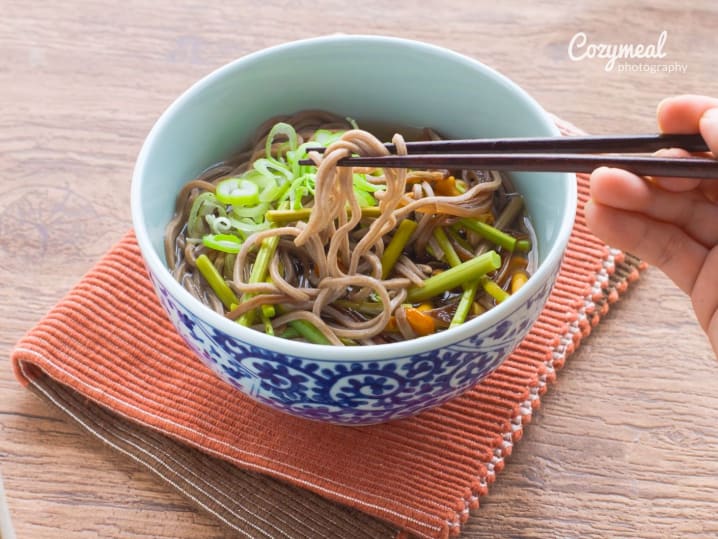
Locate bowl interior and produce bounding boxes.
[133,35,575,358]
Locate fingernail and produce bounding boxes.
[702,108,718,124]
[583,198,593,218]
[656,96,671,120]
[700,109,718,153]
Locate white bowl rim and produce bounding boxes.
[131,34,577,362]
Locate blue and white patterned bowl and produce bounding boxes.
[131,35,576,425]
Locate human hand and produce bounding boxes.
[584,95,718,356]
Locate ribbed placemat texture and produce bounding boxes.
[11,120,645,538]
[25,376,397,538]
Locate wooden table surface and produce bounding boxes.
[2,1,718,537]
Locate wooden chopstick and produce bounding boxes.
[305,133,708,155]
[298,133,717,178]
[304,153,718,179]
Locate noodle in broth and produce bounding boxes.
[165,111,534,345]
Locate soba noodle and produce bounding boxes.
[165,111,534,345]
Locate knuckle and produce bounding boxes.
[691,248,718,333]
[652,227,686,270]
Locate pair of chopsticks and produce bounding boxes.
[300,134,718,178]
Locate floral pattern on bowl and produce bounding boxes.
[149,260,557,425]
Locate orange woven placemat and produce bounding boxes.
[11,132,644,538]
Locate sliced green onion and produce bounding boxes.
[289,141,327,176]
[354,188,377,208]
[406,250,501,303]
[277,174,310,209]
[241,168,275,186]
[265,122,298,158]
[227,216,271,235]
[188,192,225,237]
[231,202,270,219]
[259,180,291,203]
[352,173,382,192]
[195,254,238,310]
[311,129,346,146]
[381,219,418,279]
[215,177,260,206]
[516,239,531,252]
[202,233,243,254]
[205,215,232,234]
[253,158,293,182]
[234,170,285,203]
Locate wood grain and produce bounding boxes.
[2,1,717,537]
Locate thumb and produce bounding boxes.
[700,108,718,155]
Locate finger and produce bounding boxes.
[700,181,718,204]
[655,97,718,196]
[709,315,718,358]
[696,109,718,201]
[657,95,718,134]
[691,248,718,339]
[589,167,718,247]
[584,200,707,295]
[699,107,718,154]
[649,148,702,192]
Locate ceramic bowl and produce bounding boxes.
[131,35,576,425]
